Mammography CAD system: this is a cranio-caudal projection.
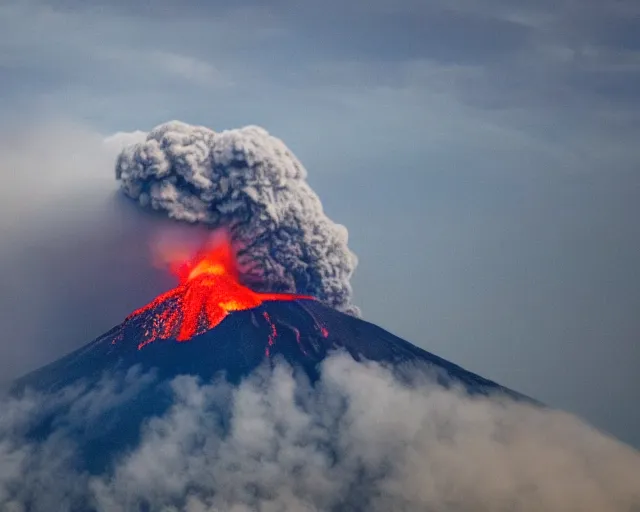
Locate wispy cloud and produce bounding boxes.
[0,121,171,380]
[149,52,231,87]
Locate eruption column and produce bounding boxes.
[119,238,313,349]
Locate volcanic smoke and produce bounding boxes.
[115,121,359,315]
[120,236,313,350]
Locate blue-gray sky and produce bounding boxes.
[0,0,639,447]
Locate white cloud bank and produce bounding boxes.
[1,352,639,511]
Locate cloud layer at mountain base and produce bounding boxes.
[1,352,639,512]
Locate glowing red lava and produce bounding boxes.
[124,238,313,350]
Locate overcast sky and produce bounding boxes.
[0,0,639,447]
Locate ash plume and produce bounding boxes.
[115,121,359,315]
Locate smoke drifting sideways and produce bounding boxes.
[115,121,359,316]
[0,120,175,381]
[1,352,639,512]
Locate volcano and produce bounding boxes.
[13,239,527,476]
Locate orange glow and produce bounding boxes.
[124,236,313,349]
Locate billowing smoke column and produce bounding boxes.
[115,121,359,315]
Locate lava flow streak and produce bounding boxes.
[122,237,313,349]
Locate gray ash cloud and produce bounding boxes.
[115,121,359,315]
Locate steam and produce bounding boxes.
[115,121,359,315]
[2,353,639,511]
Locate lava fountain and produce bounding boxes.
[120,235,314,350]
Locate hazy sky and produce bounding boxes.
[0,0,639,448]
